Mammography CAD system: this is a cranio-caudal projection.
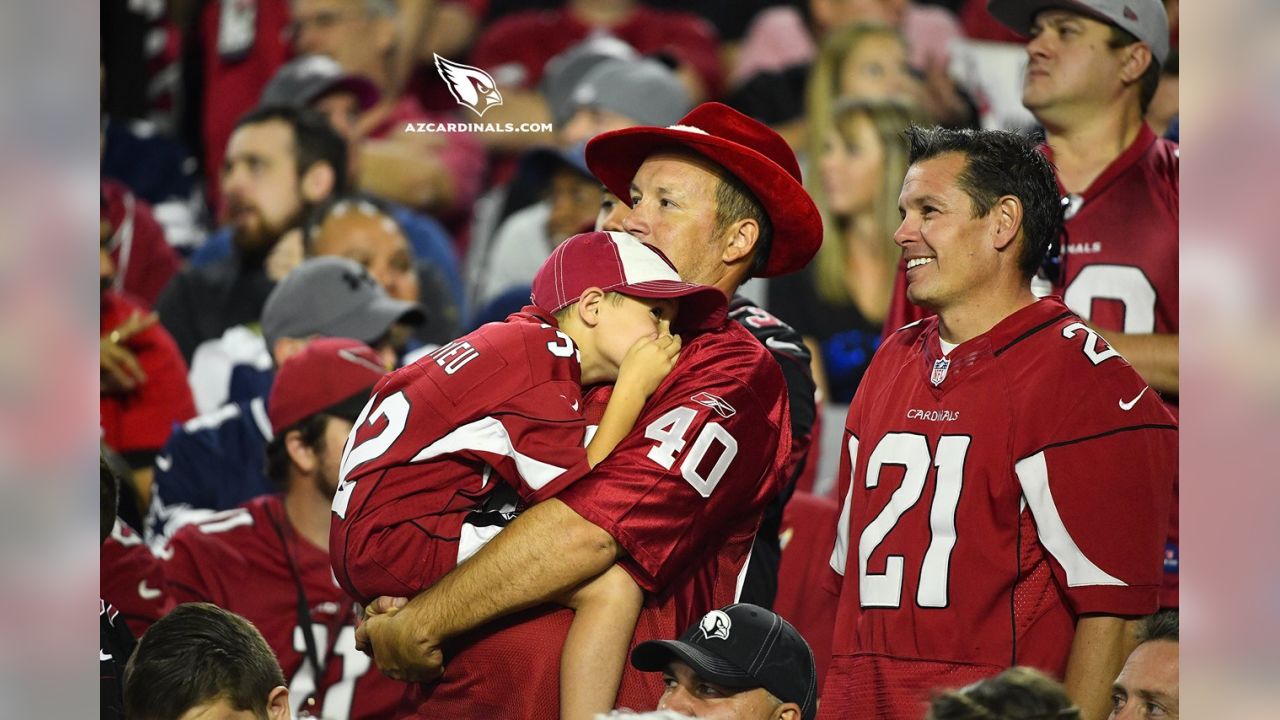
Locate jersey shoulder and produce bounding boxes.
[729,297,812,365]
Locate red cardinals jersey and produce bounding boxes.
[1047,126,1179,337]
[161,496,405,719]
[403,320,792,717]
[819,299,1176,720]
[100,519,173,635]
[331,309,591,603]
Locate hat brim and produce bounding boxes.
[315,75,382,112]
[586,127,821,277]
[630,640,760,690]
[615,280,727,333]
[988,0,1117,37]
[326,296,426,346]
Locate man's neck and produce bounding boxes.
[935,286,1038,346]
[1042,104,1145,194]
[569,0,637,27]
[284,482,331,552]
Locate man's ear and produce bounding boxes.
[284,428,317,476]
[300,162,336,204]
[272,336,309,366]
[774,702,802,720]
[266,685,291,719]
[992,195,1022,253]
[574,287,606,328]
[1120,43,1154,86]
[720,218,761,266]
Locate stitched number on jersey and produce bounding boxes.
[540,323,577,358]
[290,624,368,718]
[1062,264,1157,334]
[859,433,970,608]
[644,406,739,498]
[333,391,410,519]
[1061,322,1122,365]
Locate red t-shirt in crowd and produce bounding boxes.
[819,299,1176,720]
[468,6,722,97]
[161,495,405,719]
[400,320,791,718]
[100,290,196,456]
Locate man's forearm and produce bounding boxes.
[1099,331,1178,394]
[1064,614,1140,720]
[400,498,620,647]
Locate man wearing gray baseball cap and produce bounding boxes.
[631,603,817,720]
[145,256,424,545]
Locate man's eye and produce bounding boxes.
[601,200,615,211]
[659,198,675,208]
[1111,692,1126,710]
[1146,701,1167,717]
[696,684,724,698]
[661,675,677,689]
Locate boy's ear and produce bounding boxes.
[575,287,606,328]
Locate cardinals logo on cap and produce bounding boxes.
[699,610,732,641]
[434,54,503,117]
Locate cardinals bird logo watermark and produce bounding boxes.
[699,610,732,641]
[434,53,503,117]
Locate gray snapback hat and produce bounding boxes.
[259,55,381,111]
[568,57,692,129]
[541,35,640,126]
[261,257,425,350]
[987,0,1170,65]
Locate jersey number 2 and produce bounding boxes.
[333,391,410,519]
[858,433,970,608]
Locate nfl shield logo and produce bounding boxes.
[931,358,950,387]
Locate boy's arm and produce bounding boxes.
[586,326,680,467]
[556,565,644,720]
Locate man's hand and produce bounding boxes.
[101,311,157,393]
[356,596,447,683]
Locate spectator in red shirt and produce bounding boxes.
[465,0,721,153]
[291,0,486,220]
[100,215,195,508]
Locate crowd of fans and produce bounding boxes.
[100,1,1179,718]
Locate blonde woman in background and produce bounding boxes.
[768,98,927,494]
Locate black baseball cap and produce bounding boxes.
[631,604,817,720]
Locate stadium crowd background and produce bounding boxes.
[88,0,1207,718]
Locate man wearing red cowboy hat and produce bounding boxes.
[355,103,823,717]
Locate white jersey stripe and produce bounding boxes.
[829,434,858,577]
[411,416,569,490]
[1015,451,1126,587]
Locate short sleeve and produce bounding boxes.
[555,352,786,593]
[1015,423,1176,615]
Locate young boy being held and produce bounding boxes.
[331,230,728,718]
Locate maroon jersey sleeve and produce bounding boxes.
[556,335,789,593]
[100,519,173,634]
[1013,324,1177,615]
[157,508,251,606]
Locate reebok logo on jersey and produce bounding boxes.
[691,392,736,418]
[699,610,732,641]
[1119,386,1149,411]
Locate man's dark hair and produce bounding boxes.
[264,413,331,488]
[124,603,286,720]
[1137,610,1178,644]
[928,667,1080,720]
[905,125,1062,279]
[1107,26,1162,114]
[234,105,349,194]
[713,173,773,279]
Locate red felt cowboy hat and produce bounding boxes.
[585,102,822,277]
